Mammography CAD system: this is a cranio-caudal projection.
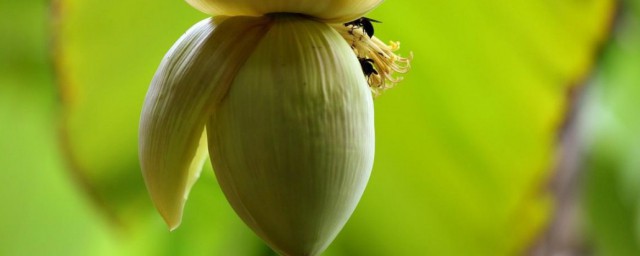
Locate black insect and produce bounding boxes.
[344,17,381,38]
[358,58,378,77]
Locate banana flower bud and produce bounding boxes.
[139,1,411,255]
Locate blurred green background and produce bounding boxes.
[2,0,639,255]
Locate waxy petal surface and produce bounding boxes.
[186,0,383,22]
[207,15,375,255]
[139,16,271,229]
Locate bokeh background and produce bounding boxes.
[1,0,639,255]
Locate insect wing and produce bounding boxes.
[363,21,375,37]
[365,18,382,23]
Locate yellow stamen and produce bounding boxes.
[332,22,413,95]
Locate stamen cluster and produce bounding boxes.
[334,19,413,94]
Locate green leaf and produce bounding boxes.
[0,1,118,255]
[581,4,640,254]
[337,1,614,255]
[55,0,207,224]
[55,0,614,255]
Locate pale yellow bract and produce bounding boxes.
[186,0,384,22]
[139,1,410,255]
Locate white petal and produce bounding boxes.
[186,0,384,22]
[139,16,271,230]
